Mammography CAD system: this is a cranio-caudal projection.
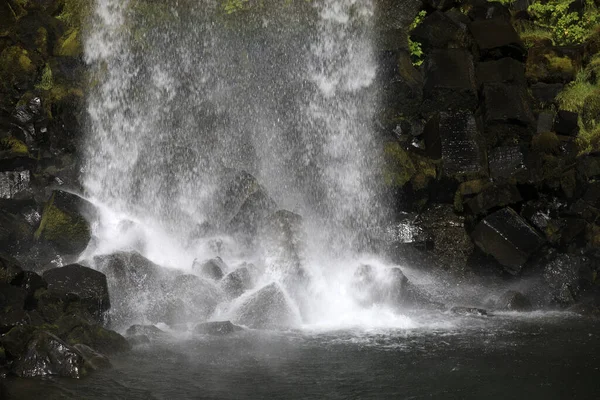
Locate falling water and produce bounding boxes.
[83,0,398,328]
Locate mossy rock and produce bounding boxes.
[0,45,39,98]
[532,132,561,154]
[453,179,488,212]
[54,28,81,57]
[525,47,581,84]
[55,315,131,354]
[0,136,29,156]
[34,190,92,255]
[383,141,437,190]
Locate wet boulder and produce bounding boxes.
[54,315,131,354]
[12,271,47,309]
[422,49,478,111]
[163,274,223,324]
[215,170,277,235]
[221,267,253,300]
[194,321,243,335]
[73,344,112,371]
[467,1,511,21]
[92,251,182,328]
[352,265,432,309]
[412,204,474,274]
[42,264,110,325]
[12,331,85,378]
[379,50,423,118]
[468,17,525,60]
[497,290,532,311]
[423,111,487,177]
[34,190,95,256]
[537,111,555,134]
[471,207,545,274]
[232,283,298,330]
[192,257,226,281]
[543,253,587,305]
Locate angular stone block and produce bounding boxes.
[423,49,478,111]
[554,110,579,136]
[471,207,545,274]
[424,111,487,176]
[483,83,535,126]
[488,146,525,180]
[469,17,525,60]
[537,111,555,133]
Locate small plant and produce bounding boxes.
[408,10,427,66]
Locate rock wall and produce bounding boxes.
[377,0,600,311]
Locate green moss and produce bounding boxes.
[545,54,575,75]
[36,63,54,91]
[34,193,90,245]
[454,179,488,212]
[516,22,554,48]
[223,0,250,14]
[0,136,29,155]
[56,28,81,57]
[556,73,597,112]
[532,132,561,153]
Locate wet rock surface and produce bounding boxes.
[232,283,298,330]
[194,321,243,335]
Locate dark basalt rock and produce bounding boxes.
[0,283,27,333]
[543,253,587,305]
[554,110,579,136]
[423,111,487,177]
[482,83,535,126]
[476,57,526,88]
[167,274,223,323]
[465,184,522,215]
[193,257,226,281]
[42,264,110,325]
[488,146,526,180]
[537,111,555,134]
[469,17,525,60]
[221,267,253,300]
[12,271,47,310]
[497,290,532,311]
[471,207,545,274]
[34,190,95,256]
[233,283,298,330]
[54,315,131,355]
[215,170,276,233]
[422,49,478,112]
[12,331,85,379]
[412,204,474,274]
[194,321,243,335]
[379,50,423,119]
[127,334,150,346]
[411,11,470,51]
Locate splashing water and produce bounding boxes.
[83,0,418,330]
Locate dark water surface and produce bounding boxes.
[4,313,599,399]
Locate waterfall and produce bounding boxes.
[83,0,396,327]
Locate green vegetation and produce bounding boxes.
[36,63,53,91]
[383,141,436,190]
[526,0,600,45]
[408,10,427,66]
[223,0,250,14]
[0,137,29,155]
[34,193,90,252]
